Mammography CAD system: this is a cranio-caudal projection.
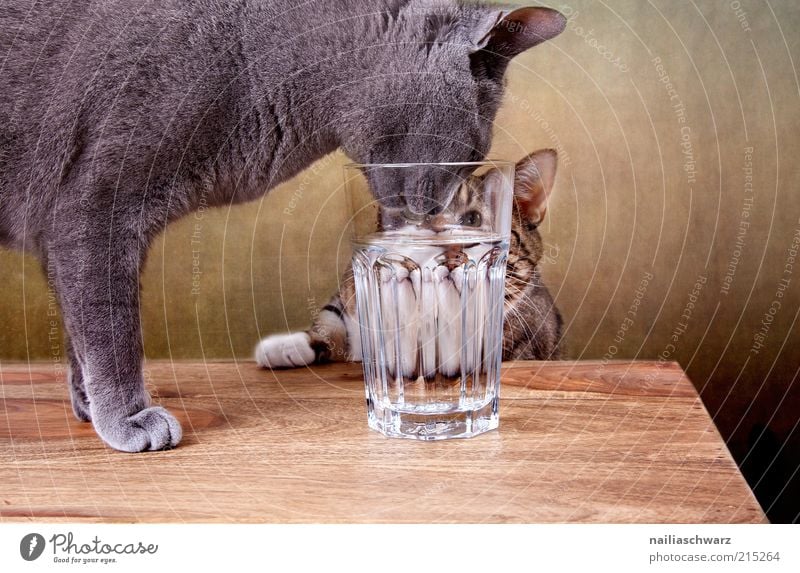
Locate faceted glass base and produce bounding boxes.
[366,397,499,440]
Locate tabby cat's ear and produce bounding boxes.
[471,7,566,80]
[514,148,558,225]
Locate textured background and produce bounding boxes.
[1,1,798,522]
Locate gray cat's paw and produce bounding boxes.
[95,406,183,452]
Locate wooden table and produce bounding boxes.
[0,360,765,523]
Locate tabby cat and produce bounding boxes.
[256,148,563,369]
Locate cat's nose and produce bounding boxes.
[428,214,449,232]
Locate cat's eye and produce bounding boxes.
[459,210,483,227]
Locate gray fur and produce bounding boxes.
[0,0,565,451]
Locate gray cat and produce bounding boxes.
[0,1,565,451]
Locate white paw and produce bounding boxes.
[380,272,419,379]
[396,273,419,377]
[418,268,438,378]
[434,267,463,377]
[255,332,315,369]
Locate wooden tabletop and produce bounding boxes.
[0,360,765,523]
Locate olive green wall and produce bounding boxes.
[1,1,798,520]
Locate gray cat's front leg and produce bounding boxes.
[65,338,91,422]
[50,235,182,452]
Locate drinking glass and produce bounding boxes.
[344,161,514,440]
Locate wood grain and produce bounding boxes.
[0,360,765,523]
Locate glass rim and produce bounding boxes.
[343,159,515,169]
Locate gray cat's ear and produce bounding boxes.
[470,10,510,50]
[515,148,558,225]
[481,7,567,55]
[471,7,566,79]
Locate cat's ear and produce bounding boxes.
[470,7,566,80]
[514,148,558,225]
